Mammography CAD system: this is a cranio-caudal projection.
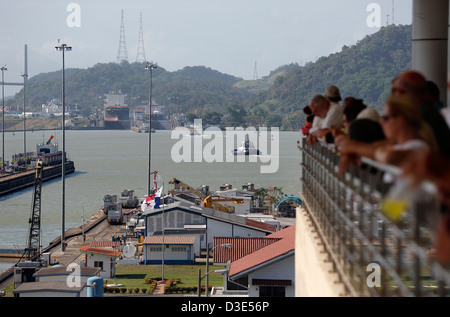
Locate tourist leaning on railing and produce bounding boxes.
[307,94,344,145]
[335,94,437,175]
[301,70,450,283]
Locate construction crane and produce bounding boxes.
[169,178,244,213]
[13,159,44,289]
[169,178,206,200]
[23,158,43,261]
[203,195,244,213]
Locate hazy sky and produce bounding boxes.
[1,0,412,95]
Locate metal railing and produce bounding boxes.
[300,138,450,296]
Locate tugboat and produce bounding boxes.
[232,138,261,155]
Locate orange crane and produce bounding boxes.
[169,178,244,212]
[203,195,245,213]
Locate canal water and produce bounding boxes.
[0,128,303,273]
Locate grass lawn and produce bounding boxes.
[108,264,225,290]
[1,264,226,297]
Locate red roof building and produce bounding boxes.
[79,246,122,278]
[214,225,295,297]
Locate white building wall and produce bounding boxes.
[145,244,193,263]
[206,218,267,246]
[85,254,115,278]
[247,255,295,297]
[146,210,205,235]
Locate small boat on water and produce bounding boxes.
[232,139,261,156]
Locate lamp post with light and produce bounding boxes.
[1,66,7,174]
[202,243,232,297]
[21,72,27,164]
[55,42,71,252]
[144,62,157,196]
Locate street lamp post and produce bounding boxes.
[205,243,232,297]
[1,66,7,174]
[55,43,71,252]
[144,62,156,196]
[21,72,27,165]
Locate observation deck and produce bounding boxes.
[295,138,450,297]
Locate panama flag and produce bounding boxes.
[46,135,54,145]
[141,186,163,212]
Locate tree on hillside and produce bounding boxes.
[225,103,247,127]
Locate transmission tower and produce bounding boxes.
[136,12,146,62]
[116,9,128,63]
[253,60,258,80]
[392,0,395,25]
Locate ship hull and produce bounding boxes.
[103,105,130,130]
[103,120,131,130]
[0,161,75,197]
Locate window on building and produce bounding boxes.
[259,286,285,297]
[94,261,104,271]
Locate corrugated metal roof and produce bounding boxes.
[34,266,101,277]
[89,241,120,248]
[143,235,195,245]
[13,281,87,294]
[79,246,121,257]
[144,198,276,234]
[228,225,295,278]
[245,218,277,231]
[213,237,280,263]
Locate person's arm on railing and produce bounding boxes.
[334,135,389,175]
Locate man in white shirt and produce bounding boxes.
[307,94,343,144]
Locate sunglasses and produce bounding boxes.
[380,114,396,122]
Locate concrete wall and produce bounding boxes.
[295,207,345,297]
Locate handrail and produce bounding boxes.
[300,138,450,296]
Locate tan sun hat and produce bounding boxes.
[356,108,380,122]
[324,85,341,99]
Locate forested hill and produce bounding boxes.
[10,24,412,129]
[244,24,412,115]
[13,63,251,117]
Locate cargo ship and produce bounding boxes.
[103,90,131,130]
[0,136,75,197]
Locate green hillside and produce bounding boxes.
[244,24,412,119]
[9,24,412,130]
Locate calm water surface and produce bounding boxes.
[0,129,302,272]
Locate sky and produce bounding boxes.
[0,0,412,96]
